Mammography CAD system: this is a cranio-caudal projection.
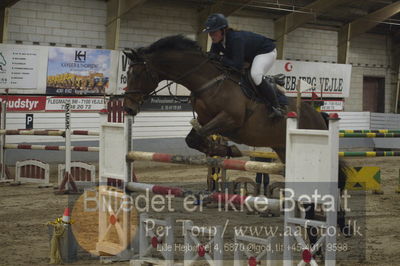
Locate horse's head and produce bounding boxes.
[123,49,159,115]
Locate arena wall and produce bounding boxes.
[5,0,396,112]
[7,0,107,48]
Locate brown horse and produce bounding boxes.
[123,35,351,239]
[123,35,327,162]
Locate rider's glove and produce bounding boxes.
[207,52,223,62]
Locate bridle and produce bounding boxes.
[124,59,159,96]
[124,51,241,119]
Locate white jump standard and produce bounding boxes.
[183,220,224,266]
[283,112,340,266]
[137,213,174,266]
[96,108,341,265]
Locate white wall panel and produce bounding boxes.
[5,111,194,143]
[337,112,371,130]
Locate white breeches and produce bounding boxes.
[250,48,277,85]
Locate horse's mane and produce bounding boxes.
[140,35,202,54]
[137,34,239,77]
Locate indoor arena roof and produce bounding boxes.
[177,0,400,39]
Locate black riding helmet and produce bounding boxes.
[203,13,228,33]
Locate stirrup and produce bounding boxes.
[268,106,283,118]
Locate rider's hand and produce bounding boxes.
[207,52,222,62]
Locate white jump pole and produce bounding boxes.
[56,103,78,193]
[65,103,71,187]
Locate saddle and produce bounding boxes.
[207,55,288,107]
[240,71,288,106]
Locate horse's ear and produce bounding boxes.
[123,49,138,61]
[130,48,139,57]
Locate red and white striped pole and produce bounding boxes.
[126,182,185,197]
[4,144,99,152]
[126,182,280,214]
[126,151,284,174]
[0,129,99,136]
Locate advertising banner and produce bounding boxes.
[0,45,40,89]
[320,100,344,111]
[141,96,192,111]
[46,47,112,95]
[270,60,352,98]
[117,51,130,94]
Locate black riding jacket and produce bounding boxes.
[209,29,276,71]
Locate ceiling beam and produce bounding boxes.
[105,0,147,49]
[395,44,400,113]
[0,0,20,9]
[337,1,400,63]
[106,0,121,50]
[394,28,400,43]
[0,0,20,43]
[197,0,252,51]
[345,1,400,40]
[106,0,147,26]
[0,7,10,43]
[198,0,253,22]
[274,0,349,59]
[337,23,350,64]
[393,32,400,70]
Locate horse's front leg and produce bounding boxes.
[185,111,243,157]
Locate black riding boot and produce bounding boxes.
[257,76,283,118]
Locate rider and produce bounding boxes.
[203,13,283,118]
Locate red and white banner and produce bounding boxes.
[0,95,46,111]
[0,96,105,112]
[270,60,352,98]
[45,96,105,112]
